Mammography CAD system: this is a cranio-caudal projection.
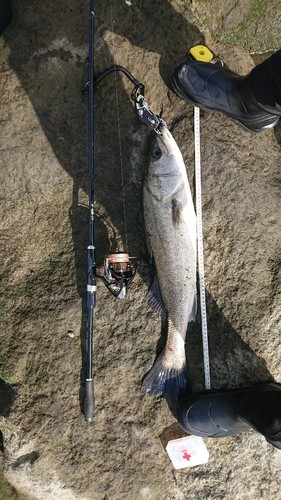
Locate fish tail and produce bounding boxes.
[141,353,188,398]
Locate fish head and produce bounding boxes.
[146,124,186,204]
[149,123,183,176]
[150,123,179,165]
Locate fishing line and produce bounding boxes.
[194,106,211,390]
[109,0,128,251]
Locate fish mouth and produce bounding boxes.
[157,123,176,155]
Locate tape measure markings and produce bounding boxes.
[194,106,211,390]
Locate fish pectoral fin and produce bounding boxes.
[172,198,185,225]
[141,352,189,398]
[146,275,166,319]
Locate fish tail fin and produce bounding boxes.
[141,353,188,398]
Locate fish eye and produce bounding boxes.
[151,147,162,160]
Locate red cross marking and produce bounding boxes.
[182,450,191,461]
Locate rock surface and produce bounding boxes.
[0,1,280,499]
[191,0,281,53]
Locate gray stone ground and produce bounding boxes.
[0,1,281,499]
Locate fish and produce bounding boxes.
[142,123,197,398]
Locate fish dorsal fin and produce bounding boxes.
[146,276,166,319]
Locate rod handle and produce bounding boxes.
[84,379,95,422]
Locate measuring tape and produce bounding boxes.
[189,45,214,390]
[194,106,211,390]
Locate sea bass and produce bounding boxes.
[142,123,197,397]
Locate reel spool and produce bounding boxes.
[98,251,138,299]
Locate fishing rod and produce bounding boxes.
[84,4,163,421]
[84,0,95,423]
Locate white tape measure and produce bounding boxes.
[194,106,211,390]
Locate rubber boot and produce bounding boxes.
[172,61,279,132]
[177,383,281,449]
[239,385,281,449]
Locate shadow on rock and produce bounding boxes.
[143,288,274,409]
[0,378,16,417]
[11,451,40,470]
[186,290,274,391]
[159,291,275,423]
[95,0,204,88]
[3,0,205,413]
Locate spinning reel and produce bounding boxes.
[98,251,139,299]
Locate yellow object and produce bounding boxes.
[189,45,214,63]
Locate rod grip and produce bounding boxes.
[84,379,95,422]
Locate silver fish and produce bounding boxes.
[142,123,197,397]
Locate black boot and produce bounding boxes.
[172,61,279,132]
[239,384,281,449]
[177,383,281,449]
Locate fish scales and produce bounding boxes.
[142,124,197,397]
